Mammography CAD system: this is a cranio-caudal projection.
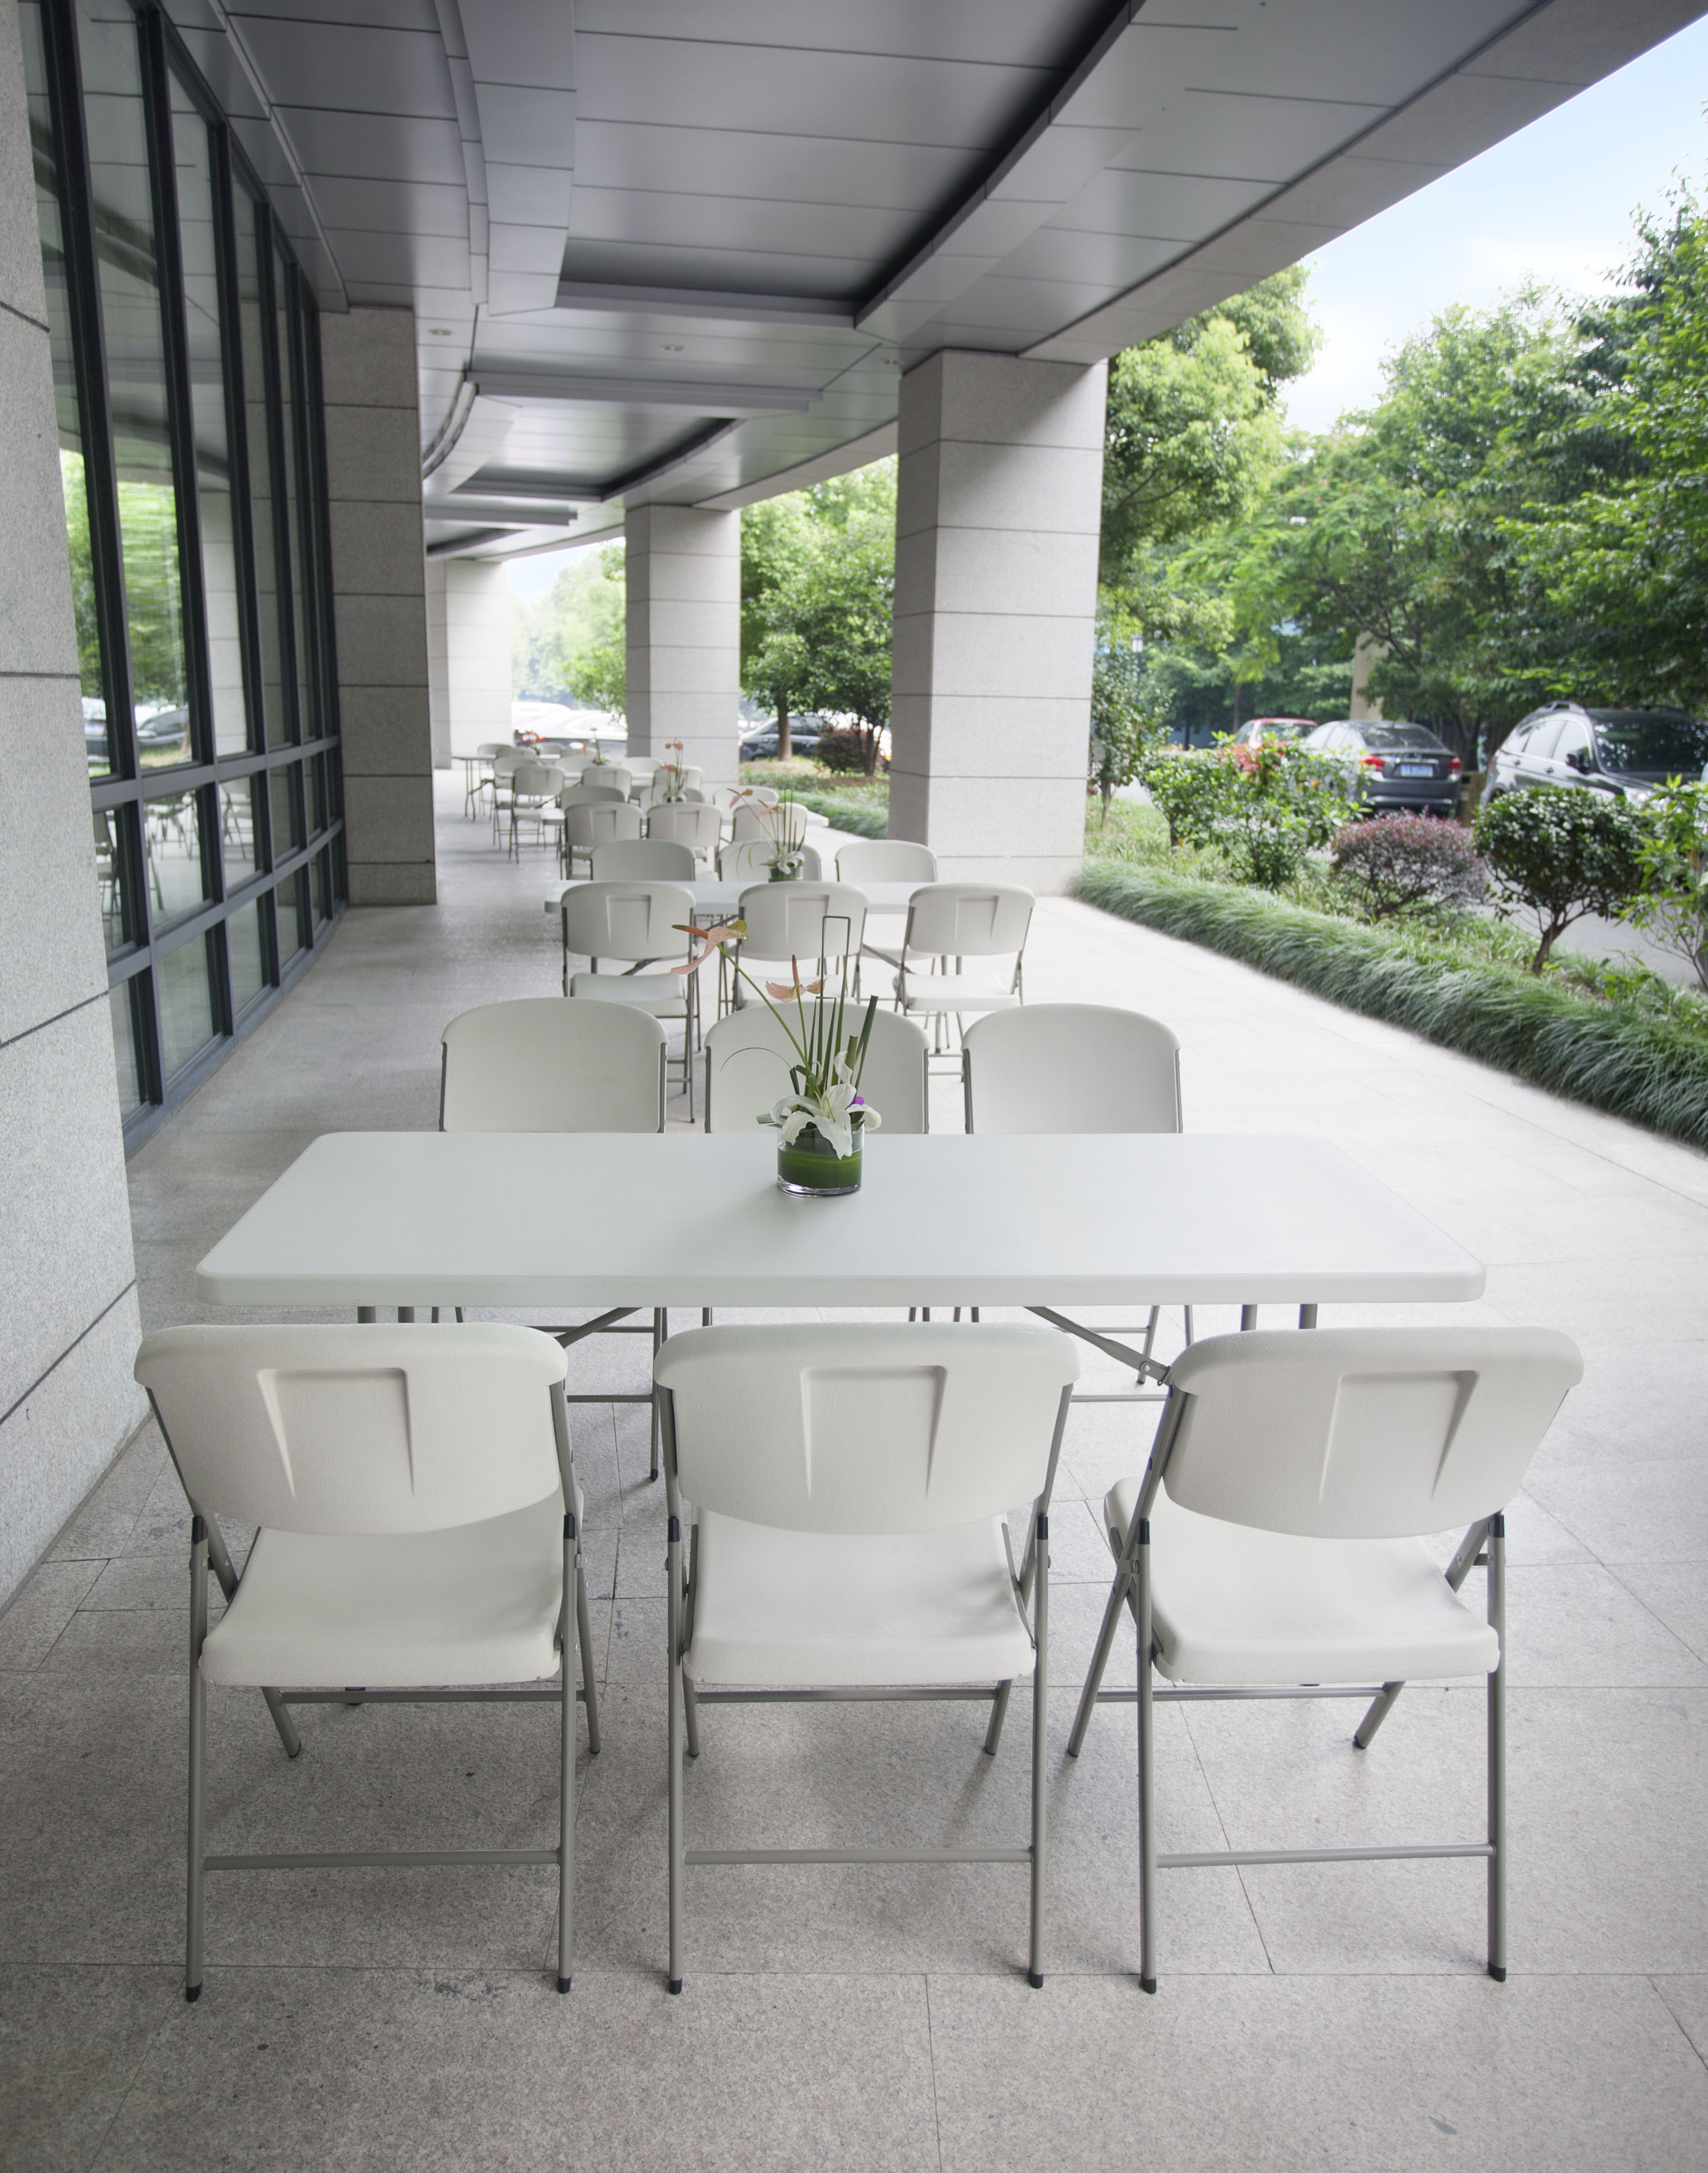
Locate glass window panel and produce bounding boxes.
[269,763,300,859]
[234,196,288,746]
[275,276,313,736]
[21,2,111,776]
[277,872,307,964]
[228,898,266,1013]
[156,933,216,1076]
[167,73,248,757]
[144,788,207,922]
[218,776,258,886]
[313,844,332,925]
[76,0,191,766]
[110,978,144,1114]
[92,804,132,952]
[308,750,327,834]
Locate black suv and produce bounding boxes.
[1486,705,1708,805]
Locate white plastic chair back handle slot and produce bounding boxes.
[1161,1326,1583,1538]
[136,1323,567,1535]
[655,1323,1078,1534]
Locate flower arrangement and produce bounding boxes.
[675,913,881,1189]
[729,784,807,879]
[655,738,688,803]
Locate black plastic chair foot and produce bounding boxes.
[1027,1970,1044,1990]
[667,1976,683,1995]
[1139,1976,1157,1995]
[1488,1963,1506,1982]
[184,1982,202,2003]
[556,1975,572,1994]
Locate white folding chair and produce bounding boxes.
[703,1002,928,1134]
[895,883,1033,1058]
[468,740,507,819]
[655,1321,1080,1990]
[561,798,642,876]
[506,762,565,857]
[440,998,671,1477]
[716,838,823,882]
[835,839,936,883]
[580,764,633,796]
[730,802,807,848]
[647,802,723,867]
[135,1322,598,2001]
[1066,1325,1583,1990]
[487,748,525,841]
[561,880,700,1116]
[591,839,697,880]
[731,880,867,1009]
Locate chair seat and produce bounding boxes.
[684,1509,1034,1687]
[896,977,1020,1014]
[569,972,688,1016]
[201,1488,575,1689]
[1105,1480,1500,1686]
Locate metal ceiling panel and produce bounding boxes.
[273,104,465,182]
[575,0,1114,70]
[229,0,440,26]
[308,175,468,236]
[567,187,911,263]
[554,238,873,301]
[233,20,456,116]
[572,120,970,211]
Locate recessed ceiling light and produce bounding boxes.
[661,342,685,352]
[427,327,455,337]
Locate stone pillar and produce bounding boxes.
[319,306,437,903]
[428,557,511,762]
[0,0,145,1607]
[889,350,1107,890]
[624,503,741,788]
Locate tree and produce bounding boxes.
[1475,786,1645,971]
[740,493,817,759]
[511,545,624,708]
[1627,779,1708,989]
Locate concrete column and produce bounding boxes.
[0,0,146,1608]
[319,306,436,903]
[427,557,511,761]
[889,350,1107,891]
[624,503,740,788]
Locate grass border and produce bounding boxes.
[1076,858,1708,1151]
[791,788,888,838]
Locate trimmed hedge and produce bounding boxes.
[1076,859,1708,1150]
[792,789,888,838]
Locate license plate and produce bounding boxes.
[1397,763,1433,777]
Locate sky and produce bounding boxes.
[1284,14,1708,432]
[509,15,1708,597]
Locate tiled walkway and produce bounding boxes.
[2,774,1705,2169]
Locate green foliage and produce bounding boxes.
[1475,785,1646,971]
[1076,861,1708,1150]
[1135,741,1356,887]
[789,787,889,839]
[1088,646,1163,815]
[512,546,625,714]
[1627,777,1708,989]
[1329,814,1487,922]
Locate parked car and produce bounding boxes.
[1485,704,1708,806]
[1301,719,1463,816]
[1229,716,1315,748]
[740,720,823,762]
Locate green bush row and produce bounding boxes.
[1075,858,1708,1149]
[790,788,889,839]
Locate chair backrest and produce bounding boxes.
[903,882,1034,959]
[964,1005,1181,1134]
[509,761,562,800]
[656,1323,1078,1534]
[718,839,823,882]
[647,803,723,851]
[136,1323,567,1535]
[679,765,703,793]
[736,880,867,961]
[440,997,666,1131]
[580,764,632,793]
[559,880,693,965]
[624,755,658,777]
[703,1003,928,1134]
[565,801,643,850]
[591,839,697,879]
[492,748,526,776]
[1160,1327,1583,1540]
[558,784,628,809]
[475,741,506,759]
[836,839,937,883]
[732,803,807,846]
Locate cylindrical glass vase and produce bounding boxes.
[776,1119,862,1195]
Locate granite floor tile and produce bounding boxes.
[43,1426,167,1564]
[0,1560,103,1669]
[0,1965,180,2173]
[1611,1562,1708,1665]
[1652,1974,1708,2066]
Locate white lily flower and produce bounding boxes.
[768,1083,881,1160]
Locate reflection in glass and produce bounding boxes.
[308,750,327,834]
[219,776,258,885]
[76,0,190,762]
[144,789,207,922]
[277,872,307,963]
[93,804,130,951]
[269,764,300,861]
[313,845,332,925]
[157,934,216,1076]
[234,195,287,746]
[110,978,144,1113]
[275,278,314,735]
[228,898,267,1013]
[21,4,110,774]
[169,73,248,757]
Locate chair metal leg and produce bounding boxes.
[683,1675,702,1760]
[1240,1305,1257,1331]
[186,1519,209,2001]
[1067,1554,1135,1757]
[1136,1520,1157,1993]
[650,1314,666,1482]
[982,1680,1012,1756]
[1353,1681,1405,1749]
[1028,1512,1049,1988]
[262,1687,302,1760]
[558,1516,577,1992]
[575,1557,601,1757]
[1181,1306,1194,1347]
[667,1510,685,1992]
[1487,1512,1507,1981]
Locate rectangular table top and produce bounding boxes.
[196,1132,1485,1311]
[546,881,918,922]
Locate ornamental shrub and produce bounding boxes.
[1475,785,1646,972]
[1627,777,1708,990]
[1330,814,1487,922]
[1136,741,1356,888]
[812,725,871,774]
